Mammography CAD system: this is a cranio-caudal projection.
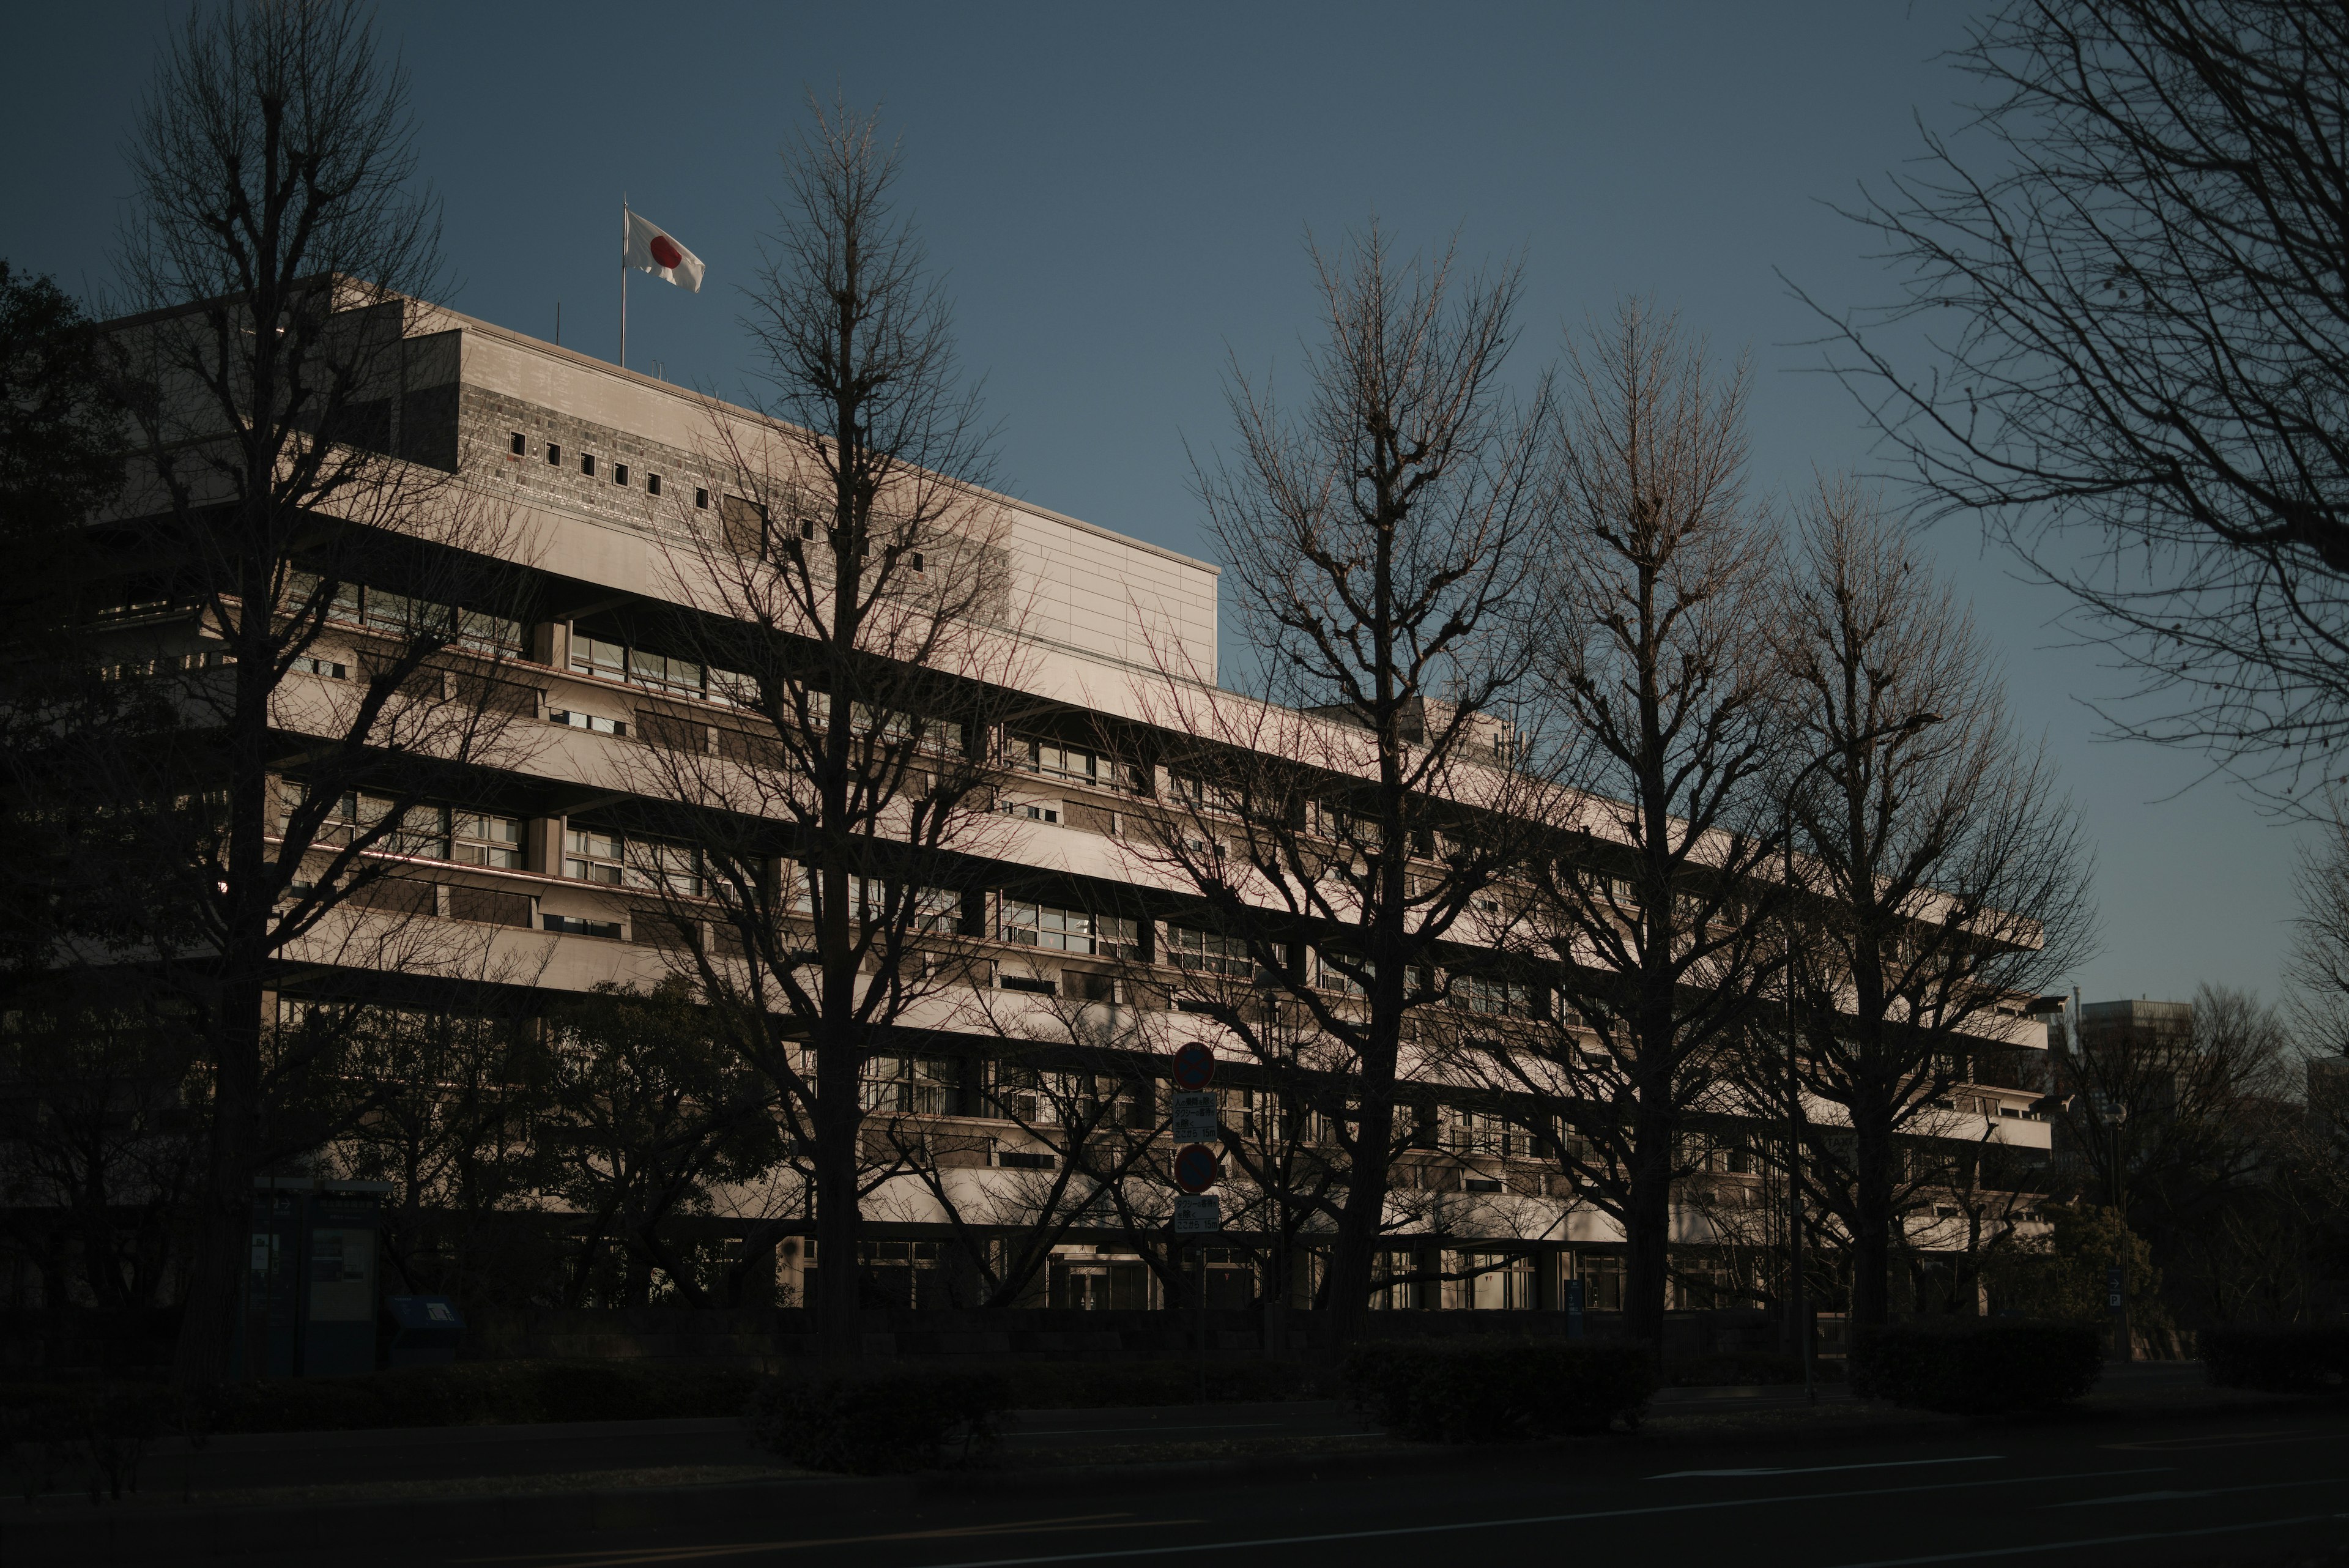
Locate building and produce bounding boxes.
[10,288,2058,1334]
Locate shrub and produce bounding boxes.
[0,1361,760,1441]
[743,1367,1012,1474]
[2200,1326,2349,1395]
[1666,1351,1846,1388]
[1006,1359,1321,1408]
[1849,1320,2102,1416]
[1341,1340,1658,1442]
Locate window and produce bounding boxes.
[581,453,596,477]
[789,869,959,932]
[1453,973,1536,1018]
[450,812,524,869]
[308,579,521,656]
[614,463,629,486]
[508,432,525,456]
[1015,736,1121,790]
[1164,924,1255,979]
[564,828,700,894]
[549,709,626,736]
[542,912,621,939]
[910,551,925,574]
[628,645,703,697]
[647,473,662,497]
[569,633,626,682]
[1000,901,1137,959]
[863,1055,961,1115]
[1316,951,1367,997]
[1001,800,1060,823]
[283,787,521,869]
[694,486,709,509]
[546,443,561,466]
[289,654,347,679]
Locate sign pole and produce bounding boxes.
[1195,1233,1208,1405]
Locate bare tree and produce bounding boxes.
[2050,984,2288,1232]
[1814,1,2349,797]
[108,2,538,1383]
[1132,225,1554,1349]
[866,970,1170,1310]
[1510,300,1788,1351]
[624,96,1026,1354]
[1772,478,2091,1327]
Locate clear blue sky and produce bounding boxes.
[2,1,2306,1013]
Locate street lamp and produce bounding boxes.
[1779,710,1942,1401]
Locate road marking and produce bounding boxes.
[1819,1512,2349,1568]
[2104,1427,2349,1452]
[454,1514,1203,1567]
[1652,1455,2003,1479]
[1008,1422,1289,1438]
[2047,1477,2345,1507]
[904,1466,2170,1568]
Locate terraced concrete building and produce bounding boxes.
[51,289,2058,1334]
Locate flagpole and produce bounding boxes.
[619,197,628,370]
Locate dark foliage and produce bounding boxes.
[742,1365,1012,1474]
[1341,1339,1659,1441]
[2200,1325,2349,1396]
[1848,1320,2102,1416]
[0,1360,760,1446]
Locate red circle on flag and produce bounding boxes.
[648,235,683,269]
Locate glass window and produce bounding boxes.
[1454,973,1536,1018]
[1316,951,1367,997]
[570,633,627,682]
[1164,924,1253,979]
[450,812,524,869]
[1001,901,1137,959]
[1016,735,1120,790]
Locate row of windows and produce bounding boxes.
[513,431,704,506]
[286,573,524,657]
[289,787,524,869]
[269,792,1551,1001]
[569,633,755,706]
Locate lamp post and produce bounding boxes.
[1779,710,1942,1402]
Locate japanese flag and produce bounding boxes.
[623,209,705,292]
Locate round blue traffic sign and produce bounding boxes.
[1171,1041,1217,1091]
[1172,1142,1219,1194]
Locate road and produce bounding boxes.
[466,1411,2348,1568]
[15,1393,2345,1568]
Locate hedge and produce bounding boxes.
[0,1360,760,1442]
[1341,1340,1658,1442]
[1848,1320,2102,1416]
[2200,1325,2349,1396]
[743,1367,1012,1474]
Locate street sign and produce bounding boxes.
[1172,1142,1219,1194]
[1171,1041,1217,1091]
[1169,1090,1219,1143]
[1173,1194,1220,1234]
[2106,1265,2125,1311]
[1564,1277,1586,1339]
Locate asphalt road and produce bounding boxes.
[436,1411,2349,1568]
[18,1394,2347,1568]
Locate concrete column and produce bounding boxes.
[528,816,565,877]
